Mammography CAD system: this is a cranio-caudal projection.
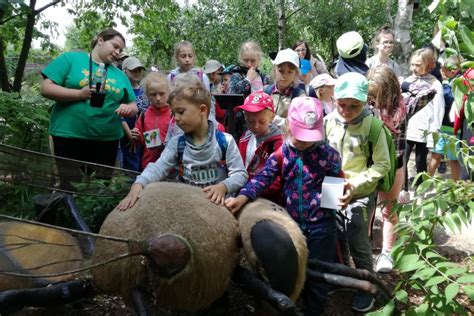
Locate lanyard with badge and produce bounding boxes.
[143,115,163,149]
[89,56,109,108]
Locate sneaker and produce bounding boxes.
[375,252,394,273]
[351,290,375,312]
[398,190,410,204]
[438,161,447,174]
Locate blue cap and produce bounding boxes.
[299,59,312,75]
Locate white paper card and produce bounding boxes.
[144,128,162,148]
[320,176,345,210]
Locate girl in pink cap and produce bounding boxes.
[226,96,353,315]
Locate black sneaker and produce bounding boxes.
[351,290,375,312]
[438,161,447,174]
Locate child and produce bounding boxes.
[131,72,172,170]
[366,26,403,81]
[367,66,407,273]
[264,48,306,129]
[324,72,391,312]
[117,81,248,210]
[297,59,316,97]
[226,96,351,315]
[227,41,268,97]
[234,91,284,202]
[335,31,369,76]
[404,48,445,190]
[119,56,148,171]
[203,59,223,94]
[167,40,210,91]
[428,55,462,180]
[310,73,337,116]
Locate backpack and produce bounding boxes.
[367,117,397,192]
[177,130,228,180]
[401,77,437,117]
[264,84,304,99]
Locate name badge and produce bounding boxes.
[144,129,162,148]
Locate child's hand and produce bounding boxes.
[117,183,143,211]
[216,83,225,94]
[131,128,141,141]
[338,180,355,209]
[225,195,249,215]
[115,103,136,117]
[246,67,258,81]
[203,183,227,205]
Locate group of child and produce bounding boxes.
[114,25,466,314]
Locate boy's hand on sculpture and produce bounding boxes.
[203,183,227,205]
[338,180,355,209]
[225,195,249,215]
[117,183,143,211]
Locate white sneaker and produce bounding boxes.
[375,252,394,273]
[398,190,410,204]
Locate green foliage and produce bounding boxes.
[73,176,132,232]
[0,91,51,151]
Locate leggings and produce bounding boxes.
[404,140,428,190]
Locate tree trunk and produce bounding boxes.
[277,0,285,50]
[12,0,36,92]
[393,0,414,77]
[0,8,11,92]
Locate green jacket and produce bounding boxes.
[324,109,391,198]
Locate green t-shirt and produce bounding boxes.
[42,51,136,141]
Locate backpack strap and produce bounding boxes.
[215,130,228,169]
[291,86,304,99]
[177,135,187,180]
[367,117,383,166]
[264,84,274,95]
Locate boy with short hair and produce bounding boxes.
[234,91,284,202]
[119,56,148,171]
[117,81,248,210]
[324,72,391,313]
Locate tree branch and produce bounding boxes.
[34,0,60,15]
[286,5,307,20]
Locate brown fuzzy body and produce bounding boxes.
[238,199,308,301]
[91,182,239,312]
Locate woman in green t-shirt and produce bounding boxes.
[41,28,138,189]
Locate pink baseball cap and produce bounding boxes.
[234,91,275,113]
[288,96,324,142]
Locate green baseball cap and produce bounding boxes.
[334,72,368,102]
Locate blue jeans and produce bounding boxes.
[303,218,337,316]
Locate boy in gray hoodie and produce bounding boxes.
[117,81,248,210]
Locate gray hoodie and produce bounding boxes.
[135,121,248,194]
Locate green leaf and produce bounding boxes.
[396,254,425,273]
[444,267,466,276]
[382,299,395,315]
[415,303,429,314]
[457,274,474,283]
[464,285,474,300]
[416,178,433,194]
[425,276,446,287]
[426,251,444,259]
[459,25,474,55]
[445,283,460,303]
[435,262,461,269]
[395,289,408,303]
[411,267,437,280]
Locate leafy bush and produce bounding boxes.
[0,91,51,151]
